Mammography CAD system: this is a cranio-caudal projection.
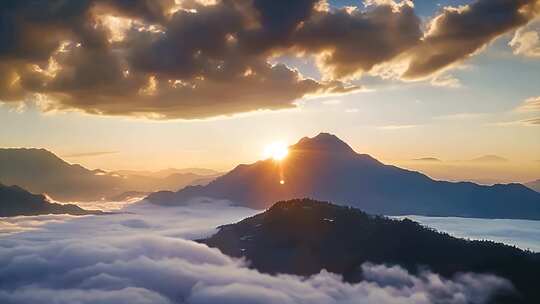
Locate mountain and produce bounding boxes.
[148,133,540,220]
[0,183,101,217]
[201,199,540,304]
[525,179,540,193]
[0,148,219,201]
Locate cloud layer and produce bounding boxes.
[0,199,514,304]
[0,0,538,119]
[395,215,540,252]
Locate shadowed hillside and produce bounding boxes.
[0,184,102,217]
[201,198,540,304]
[148,133,540,220]
[526,179,540,193]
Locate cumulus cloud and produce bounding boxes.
[0,0,538,119]
[292,2,421,80]
[0,199,513,304]
[403,0,540,79]
[0,0,358,119]
[509,19,540,57]
[0,0,537,119]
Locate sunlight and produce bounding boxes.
[264,142,289,161]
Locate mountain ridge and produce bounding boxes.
[147,133,540,220]
[200,198,540,304]
[525,179,540,193]
[0,148,219,201]
[0,183,102,217]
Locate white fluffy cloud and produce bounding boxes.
[509,18,540,58]
[0,200,512,304]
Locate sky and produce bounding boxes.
[0,0,539,183]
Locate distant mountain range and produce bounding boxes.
[148,133,540,220]
[0,184,101,217]
[0,148,220,201]
[526,179,540,193]
[201,199,540,304]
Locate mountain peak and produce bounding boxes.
[291,133,356,154]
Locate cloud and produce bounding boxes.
[0,0,358,119]
[0,200,512,304]
[378,124,418,130]
[62,151,119,158]
[394,215,540,252]
[403,0,540,79]
[491,117,540,126]
[434,112,487,120]
[509,20,540,57]
[429,74,461,88]
[0,0,538,119]
[516,96,540,112]
[521,117,540,125]
[321,99,342,105]
[292,2,422,80]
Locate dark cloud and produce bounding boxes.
[403,0,540,79]
[0,0,359,119]
[0,201,512,304]
[294,4,421,79]
[0,0,538,118]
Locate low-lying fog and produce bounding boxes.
[0,198,535,304]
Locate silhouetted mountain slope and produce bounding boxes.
[525,179,540,193]
[0,184,101,217]
[148,133,540,220]
[201,199,540,304]
[0,148,219,201]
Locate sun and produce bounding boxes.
[264,142,289,161]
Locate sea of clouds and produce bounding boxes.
[0,199,514,304]
[396,215,540,252]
